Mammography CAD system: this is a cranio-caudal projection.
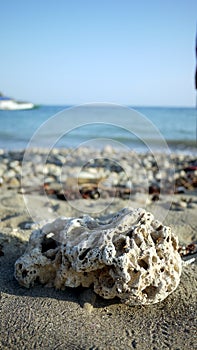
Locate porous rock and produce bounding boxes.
[14,208,182,305]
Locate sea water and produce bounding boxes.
[0,105,196,153]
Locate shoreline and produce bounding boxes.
[0,142,197,156]
[0,146,196,349]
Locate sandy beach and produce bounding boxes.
[0,148,196,350]
[1,0,196,348]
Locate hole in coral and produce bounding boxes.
[114,237,127,256]
[156,248,163,259]
[34,276,40,285]
[138,259,149,270]
[156,225,163,231]
[104,276,115,288]
[142,285,158,299]
[134,237,141,247]
[152,256,157,263]
[22,269,28,278]
[41,236,58,253]
[18,264,22,269]
[128,269,140,286]
[98,267,115,289]
[140,227,145,235]
[50,253,57,261]
[174,265,179,273]
[160,267,165,272]
[78,248,91,261]
[150,232,157,243]
[140,219,146,225]
[127,229,134,238]
[171,237,177,250]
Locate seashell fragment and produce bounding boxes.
[15,208,182,305]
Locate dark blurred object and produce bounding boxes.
[149,184,160,195]
[195,30,197,89]
[0,244,4,257]
[151,194,160,201]
[179,241,197,262]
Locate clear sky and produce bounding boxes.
[1,0,197,106]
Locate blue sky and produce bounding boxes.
[1,0,197,106]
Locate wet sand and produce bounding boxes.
[0,149,197,349]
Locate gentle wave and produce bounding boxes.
[0,105,196,153]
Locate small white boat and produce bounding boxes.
[0,93,35,110]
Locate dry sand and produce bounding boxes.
[0,187,196,350]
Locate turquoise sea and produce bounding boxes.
[0,105,196,153]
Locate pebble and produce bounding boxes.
[5,169,16,179]
[0,164,7,176]
[7,177,20,188]
[171,199,191,210]
[176,186,185,194]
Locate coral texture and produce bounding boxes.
[15,208,182,305]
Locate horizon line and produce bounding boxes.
[35,103,196,108]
